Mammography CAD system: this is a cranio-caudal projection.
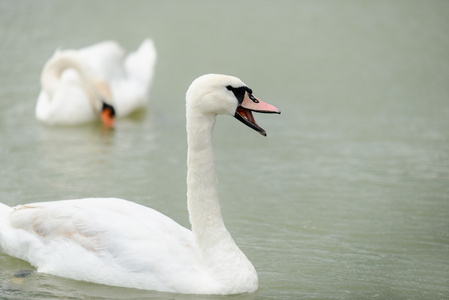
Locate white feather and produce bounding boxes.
[35,39,157,125]
[2,74,262,295]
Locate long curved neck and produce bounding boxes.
[185,98,258,293]
[41,52,100,111]
[186,109,228,244]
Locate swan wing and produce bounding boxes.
[124,38,157,84]
[110,39,157,117]
[77,40,126,80]
[1,198,205,292]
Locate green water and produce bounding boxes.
[1,1,448,299]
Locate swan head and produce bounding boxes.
[186,74,280,136]
[100,102,116,128]
[95,80,116,128]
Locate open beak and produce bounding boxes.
[101,102,116,129]
[234,92,280,136]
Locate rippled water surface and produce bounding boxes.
[1,1,449,299]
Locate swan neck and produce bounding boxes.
[41,54,99,111]
[186,111,226,239]
[185,106,258,292]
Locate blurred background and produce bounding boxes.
[0,1,448,299]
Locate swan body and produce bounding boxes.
[1,74,280,295]
[36,39,157,126]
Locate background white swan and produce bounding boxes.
[35,39,157,127]
[0,74,280,295]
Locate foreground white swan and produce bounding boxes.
[35,39,157,127]
[0,74,280,295]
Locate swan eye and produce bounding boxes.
[226,85,247,104]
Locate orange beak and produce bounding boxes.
[234,91,280,136]
[101,103,116,128]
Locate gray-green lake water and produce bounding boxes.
[1,1,448,299]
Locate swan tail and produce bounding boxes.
[0,203,12,230]
[0,202,11,212]
[124,38,157,85]
[0,203,14,254]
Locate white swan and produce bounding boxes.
[0,74,280,295]
[35,39,157,127]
